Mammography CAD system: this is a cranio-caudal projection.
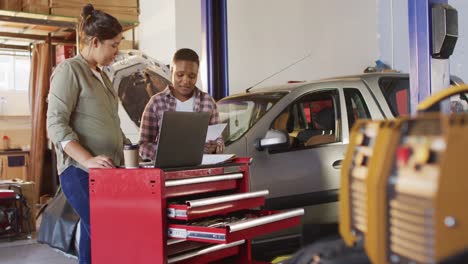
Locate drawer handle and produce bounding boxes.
[165,173,243,187]
[187,190,269,208]
[228,208,304,233]
[167,240,245,263]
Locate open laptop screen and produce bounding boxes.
[153,111,210,168]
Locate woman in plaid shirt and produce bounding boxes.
[139,48,224,161]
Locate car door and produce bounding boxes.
[248,88,346,211]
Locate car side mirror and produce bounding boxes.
[255,129,289,151]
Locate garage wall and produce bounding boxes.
[138,0,379,95]
[138,0,176,65]
[0,116,31,149]
[174,1,202,57]
[138,0,203,88]
[378,0,409,72]
[450,0,468,82]
[227,0,379,94]
[378,0,468,83]
[139,0,468,96]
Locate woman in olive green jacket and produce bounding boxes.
[46,4,126,264]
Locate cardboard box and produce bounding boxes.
[51,6,139,22]
[0,180,37,232]
[22,0,49,14]
[0,0,22,11]
[22,0,48,6]
[49,0,138,8]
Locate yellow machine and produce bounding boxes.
[340,85,468,264]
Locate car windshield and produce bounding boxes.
[218,92,287,145]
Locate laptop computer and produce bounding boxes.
[153,111,210,168]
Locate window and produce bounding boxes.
[0,51,31,91]
[0,56,13,90]
[14,56,30,91]
[218,92,287,145]
[271,90,340,149]
[0,51,31,116]
[379,77,410,117]
[344,88,371,130]
[379,77,461,116]
[0,52,31,91]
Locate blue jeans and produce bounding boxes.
[60,166,91,264]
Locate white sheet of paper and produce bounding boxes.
[205,123,227,142]
[201,154,235,165]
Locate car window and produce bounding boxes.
[218,92,287,145]
[379,77,410,116]
[379,77,463,115]
[344,88,371,130]
[271,90,340,149]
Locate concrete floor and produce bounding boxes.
[0,221,338,263]
[0,238,77,264]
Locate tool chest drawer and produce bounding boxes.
[165,173,244,198]
[168,240,245,264]
[167,239,207,256]
[168,209,304,244]
[163,160,249,181]
[167,190,269,220]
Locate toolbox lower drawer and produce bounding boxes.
[167,190,269,220]
[167,239,208,256]
[168,209,304,244]
[168,240,245,264]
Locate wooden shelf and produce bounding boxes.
[0,9,138,50]
[0,9,138,28]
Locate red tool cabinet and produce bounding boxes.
[90,158,303,264]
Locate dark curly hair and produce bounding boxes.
[172,48,200,66]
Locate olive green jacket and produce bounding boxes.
[47,54,127,174]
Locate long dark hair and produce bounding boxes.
[79,4,122,44]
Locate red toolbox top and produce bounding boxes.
[162,157,250,180]
[0,190,16,199]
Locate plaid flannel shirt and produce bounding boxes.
[139,86,224,160]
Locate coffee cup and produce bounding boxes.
[123,144,139,168]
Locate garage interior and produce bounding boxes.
[0,0,468,264]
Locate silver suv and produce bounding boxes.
[217,73,463,251]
